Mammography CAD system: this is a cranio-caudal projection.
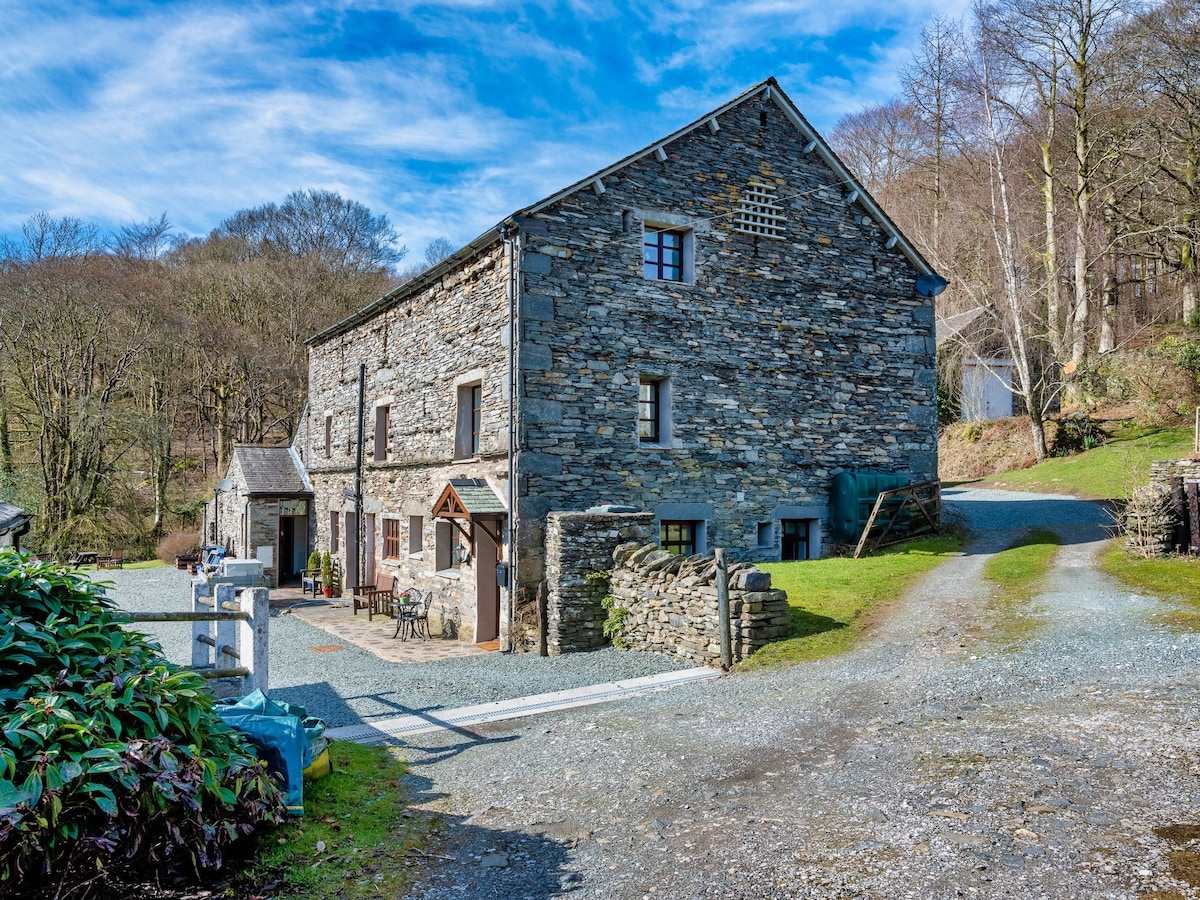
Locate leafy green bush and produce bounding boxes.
[0,551,284,898]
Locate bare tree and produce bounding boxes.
[424,237,456,267]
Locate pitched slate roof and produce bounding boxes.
[308,76,942,347]
[232,445,312,496]
[936,307,990,345]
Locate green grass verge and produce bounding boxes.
[977,529,1060,648]
[982,530,1061,603]
[744,534,963,668]
[983,425,1193,501]
[242,741,423,898]
[1098,542,1200,630]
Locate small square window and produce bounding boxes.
[383,518,400,559]
[661,520,703,556]
[757,521,773,548]
[644,228,685,281]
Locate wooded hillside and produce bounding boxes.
[2,0,1197,556]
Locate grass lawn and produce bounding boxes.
[982,425,1193,501]
[1099,542,1200,630]
[745,534,963,668]
[242,741,425,899]
[982,529,1061,603]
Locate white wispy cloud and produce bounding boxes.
[0,0,976,254]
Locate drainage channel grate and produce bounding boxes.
[328,668,719,745]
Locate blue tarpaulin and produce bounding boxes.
[217,690,326,816]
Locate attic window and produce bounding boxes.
[733,180,786,240]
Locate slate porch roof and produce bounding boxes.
[308,75,942,348]
[232,445,313,497]
[432,479,508,519]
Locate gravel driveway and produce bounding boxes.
[391,488,1200,899]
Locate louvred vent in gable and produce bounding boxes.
[733,180,786,239]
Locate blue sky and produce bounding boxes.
[0,0,970,264]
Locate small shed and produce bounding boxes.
[936,307,1014,423]
[211,446,313,587]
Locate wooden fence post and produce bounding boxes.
[716,548,732,671]
[241,587,270,695]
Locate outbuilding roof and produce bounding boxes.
[0,501,30,535]
[232,445,313,497]
[308,76,941,347]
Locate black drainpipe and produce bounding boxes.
[354,362,366,589]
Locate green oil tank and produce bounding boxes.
[830,470,910,543]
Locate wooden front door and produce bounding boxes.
[474,520,501,643]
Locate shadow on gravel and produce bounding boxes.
[944,491,1112,552]
[270,681,364,726]
[403,771,581,899]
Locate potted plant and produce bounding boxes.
[307,548,322,573]
[320,551,333,598]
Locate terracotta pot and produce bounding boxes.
[323,587,333,598]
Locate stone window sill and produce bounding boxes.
[435,569,461,580]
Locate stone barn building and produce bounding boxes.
[295,77,942,649]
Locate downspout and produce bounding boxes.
[354,362,365,589]
[502,221,519,653]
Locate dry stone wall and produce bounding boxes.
[542,510,790,663]
[543,510,655,655]
[607,542,791,665]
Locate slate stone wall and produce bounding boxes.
[543,510,655,654]
[606,542,791,665]
[513,91,938,589]
[301,244,512,643]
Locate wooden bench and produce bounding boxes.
[353,572,395,620]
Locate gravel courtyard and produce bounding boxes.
[389,488,1200,899]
